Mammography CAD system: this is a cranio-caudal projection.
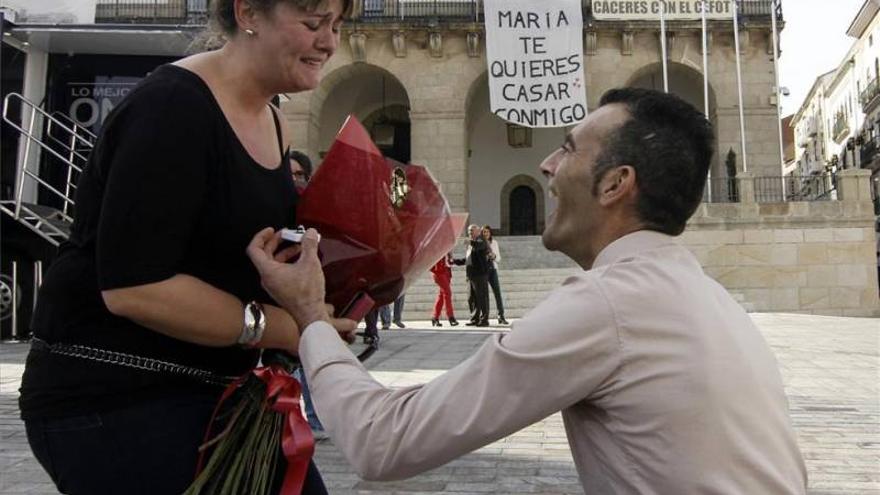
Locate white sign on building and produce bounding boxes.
[484,0,588,128]
[592,0,734,21]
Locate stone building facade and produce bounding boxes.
[792,0,880,214]
[283,1,786,232]
[792,72,834,177]
[5,1,876,317]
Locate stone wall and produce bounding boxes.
[486,170,880,317]
[283,22,785,215]
[683,169,879,317]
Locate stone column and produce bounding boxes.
[280,97,319,161]
[836,169,873,202]
[738,171,755,203]
[409,111,468,212]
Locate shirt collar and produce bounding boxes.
[592,230,680,269]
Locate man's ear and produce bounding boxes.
[597,165,637,206]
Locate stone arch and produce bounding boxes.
[362,104,411,163]
[624,61,718,115]
[500,175,545,236]
[464,71,489,134]
[465,71,563,233]
[308,63,412,160]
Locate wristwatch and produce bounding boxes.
[238,301,266,346]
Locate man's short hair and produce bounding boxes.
[289,150,313,179]
[593,88,715,236]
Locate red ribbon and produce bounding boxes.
[196,366,315,495]
[255,366,316,495]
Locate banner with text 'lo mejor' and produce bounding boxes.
[484,0,587,128]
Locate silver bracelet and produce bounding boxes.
[238,301,266,346]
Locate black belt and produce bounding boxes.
[31,337,235,387]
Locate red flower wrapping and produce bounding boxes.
[296,116,467,315]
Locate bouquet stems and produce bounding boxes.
[184,351,310,495]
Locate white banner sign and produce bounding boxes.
[484,0,588,128]
[592,0,734,21]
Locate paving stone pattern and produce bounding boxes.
[0,313,877,494]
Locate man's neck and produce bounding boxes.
[576,223,645,270]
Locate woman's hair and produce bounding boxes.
[289,150,313,178]
[482,225,493,241]
[212,0,354,37]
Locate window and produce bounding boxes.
[364,0,384,15]
[506,124,532,148]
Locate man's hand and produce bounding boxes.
[247,228,356,337]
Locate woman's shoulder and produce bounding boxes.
[92,65,220,158]
[121,65,218,118]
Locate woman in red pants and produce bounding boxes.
[430,253,459,327]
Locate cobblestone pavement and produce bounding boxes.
[1,313,877,494]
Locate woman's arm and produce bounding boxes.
[103,274,299,351]
[491,240,501,263]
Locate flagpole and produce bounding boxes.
[660,0,669,92]
[732,0,748,173]
[702,0,712,202]
[702,2,709,115]
[770,0,786,198]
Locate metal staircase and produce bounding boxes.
[1,93,95,339]
[1,92,96,246]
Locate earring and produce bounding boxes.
[244,28,256,36]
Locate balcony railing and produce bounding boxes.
[861,78,880,114]
[755,175,834,202]
[703,173,836,204]
[860,138,877,167]
[94,0,782,26]
[832,115,850,144]
[95,0,207,24]
[737,0,783,20]
[358,0,480,24]
[703,177,739,203]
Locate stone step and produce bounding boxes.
[462,236,577,270]
[402,278,569,295]
[396,267,579,320]
[402,297,553,310]
[393,270,756,320]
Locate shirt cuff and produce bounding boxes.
[300,320,362,372]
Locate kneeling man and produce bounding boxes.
[248,88,807,494]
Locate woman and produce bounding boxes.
[18,0,351,493]
[429,253,459,327]
[483,225,509,325]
